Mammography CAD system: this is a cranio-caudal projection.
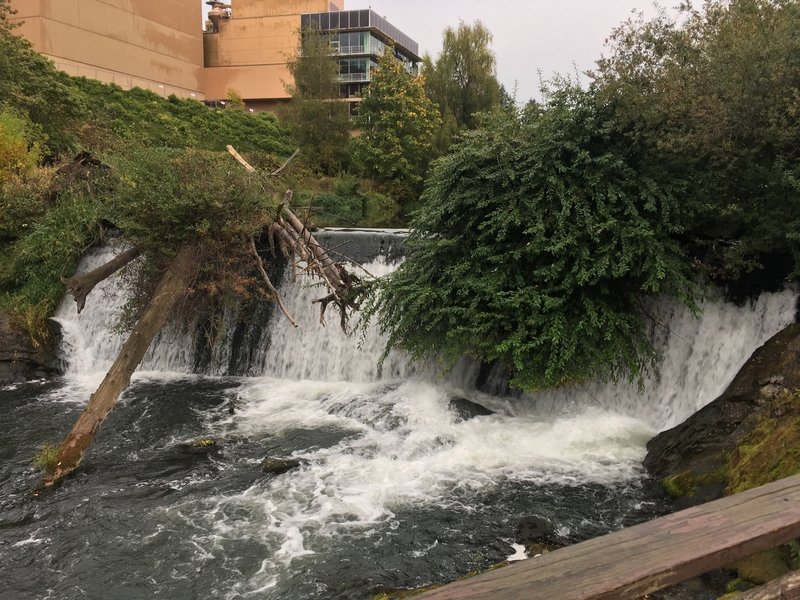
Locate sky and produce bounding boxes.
[204,1,664,103]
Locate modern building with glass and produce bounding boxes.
[300,9,421,109]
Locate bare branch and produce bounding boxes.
[272,149,300,176]
[248,236,298,328]
[226,145,256,172]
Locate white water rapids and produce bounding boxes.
[49,242,798,597]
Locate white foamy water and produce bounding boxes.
[165,377,654,598]
[512,290,798,430]
[252,257,422,382]
[53,245,200,388]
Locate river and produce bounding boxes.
[0,234,796,599]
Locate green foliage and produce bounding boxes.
[286,29,342,100]
[0,109,42,185]
[71,78,292,155]
[425,21,500,133]
[32,442,59,472]
[310,176,400,227]
[368,87,696,390]
[291,99,351,175]
[105,146,274,255]
[354,49,440,211]
[286,29,350,174]
[0,189,104,336]
[591,0,800,284]
[0,12,83,152]
[225,87,246,111]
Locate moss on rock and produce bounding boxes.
[726,392,800,495]
[734,549,791,585]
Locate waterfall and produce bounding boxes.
[504,291,798,430]
[52,244,199,381]
[54,234,797,430]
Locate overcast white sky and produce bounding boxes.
[204,1,664,103]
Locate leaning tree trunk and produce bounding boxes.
[37,244,198,491]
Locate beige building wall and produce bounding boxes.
[10,0,205,99]
[204,0,344,102]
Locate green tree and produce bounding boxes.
[285,29,350,174]
[366,86,696,391]
[225,87,246,111]
[425,21,500,131]
[354,48,440,211]
[591,0,800,287]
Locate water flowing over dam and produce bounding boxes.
[1,231,797,599]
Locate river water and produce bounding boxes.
[0,237,797,599]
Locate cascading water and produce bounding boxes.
[1,232,797,599]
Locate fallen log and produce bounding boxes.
[61,246,141,313]
[227,147,365,331]
[37,244,198,491]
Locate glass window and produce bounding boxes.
[360,10,368,28]
[330,12,339,29]
[321,13,329,30]
[340,12,349,29]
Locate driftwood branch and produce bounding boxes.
[226,145,256,172]
[61,247,142,313]
[248,236,298,328]
[272,149,300,176]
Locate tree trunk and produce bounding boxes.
[38,245,198,491]
[61,246,141,313]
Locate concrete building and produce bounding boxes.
[203,0,345,111]
[9,0,206,100]
[9,0,420,112]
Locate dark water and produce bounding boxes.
[0,377,669,600]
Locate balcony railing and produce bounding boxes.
[335,44,368,56]
[337,73,370,82]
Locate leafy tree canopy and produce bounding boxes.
[285,29,350,174]
[425,21,500,132]
[367,86,696,390]
[591,0,800,286]
[354,49,440,210]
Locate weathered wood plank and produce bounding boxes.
[736,571,800,599]
[417,475,800,600]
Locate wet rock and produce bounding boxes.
[261,457,304,475]
[644,324,800,508]
[180,438,220,455]
[735,549,791,585]
[515,515,558,555]
[0,313,60,385]
[448,397,494,421]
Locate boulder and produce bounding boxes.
[448,397,494,421]
[644,323,800,508]
[261,457,304,475]
[515,515,559,557]
[0,313,60,385]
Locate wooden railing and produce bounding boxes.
[417,475,800,600]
